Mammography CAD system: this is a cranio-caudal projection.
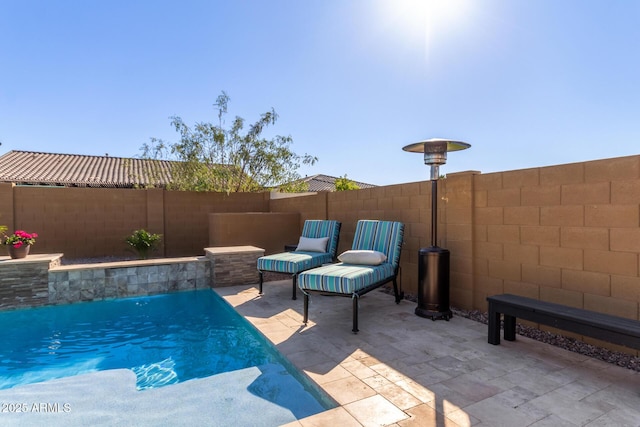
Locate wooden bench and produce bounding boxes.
[487,294,640,350]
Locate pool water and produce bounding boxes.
[0,289,335,419]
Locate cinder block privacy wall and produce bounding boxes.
[1,154,639,331]
[208,212,300,255]
[0,186,270,259]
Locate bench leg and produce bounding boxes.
[292,274,297,300]
[352,296,359,334]
[504,314,516,341]
[258,272,264,295]
[488,306,501,345]
[303,293,309,325]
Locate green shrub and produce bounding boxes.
[126,229,162,259]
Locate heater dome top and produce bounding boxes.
[402,138,471,154]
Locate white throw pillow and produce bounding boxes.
[296,236,330,253]
[338,250,387,265]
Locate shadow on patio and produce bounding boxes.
[215,280,640,427]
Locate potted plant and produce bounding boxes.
[3,229,38,259]
[126,229,162,259]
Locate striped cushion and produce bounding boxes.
[374,221,404,268]
[351,220,377,251]
[301,220,340,257]
[297,262,395,294]
[257,251,333,274]
[351,220,404,268]
[299,220,404,294]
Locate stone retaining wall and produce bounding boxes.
[48,257,211,305]
[0,254,63,309]
[0,247,264,310]
[205,246,264,287]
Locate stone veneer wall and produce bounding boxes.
[48,257,211,305]
[0,254,63,309]
[205,246,264,287]
[0,248,264,310]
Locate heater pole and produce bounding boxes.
[402,138,470,321]
[431,172,437,247]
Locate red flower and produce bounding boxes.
[3,230,38,247]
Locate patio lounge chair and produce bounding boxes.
[257,220,341,300]
[298,219,404,333]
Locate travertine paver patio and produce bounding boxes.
[215,280,640,427]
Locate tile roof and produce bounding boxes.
[295,174,377,192]
[0,151,377,191]
[0,150,174,188]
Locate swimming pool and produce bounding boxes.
[0,289,335,421]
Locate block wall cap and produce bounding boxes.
[50,256,206,272]
[205,246,264,255]
[0,253,63,264]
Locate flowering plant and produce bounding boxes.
[3,230,38,248]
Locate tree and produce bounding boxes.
[334,175,360,191]
[140,92,317,192]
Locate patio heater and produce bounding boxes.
[402,138,471,320]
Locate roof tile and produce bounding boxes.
[0,151,173,188]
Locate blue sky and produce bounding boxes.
[1,0,639,186]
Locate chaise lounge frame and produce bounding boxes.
[298,220,405,333]
[256,219,341,300]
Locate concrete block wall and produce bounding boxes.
[163,191,269,257]
[270,192,328,230]
[13,186,147,259]
[0,186,269,259]
[442,172,477,309]
[208,212,299,256]
[472,156,640,352]
[0,183,14,233]
[259,156,640,345]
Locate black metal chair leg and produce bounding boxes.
[292,274,297,300]
[352,297,359,334]
[392,278,403,303]
[303,293,309,324]
[258,271,264,294]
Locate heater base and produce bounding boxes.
[416,246,451,321]
[415,307,452,321]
